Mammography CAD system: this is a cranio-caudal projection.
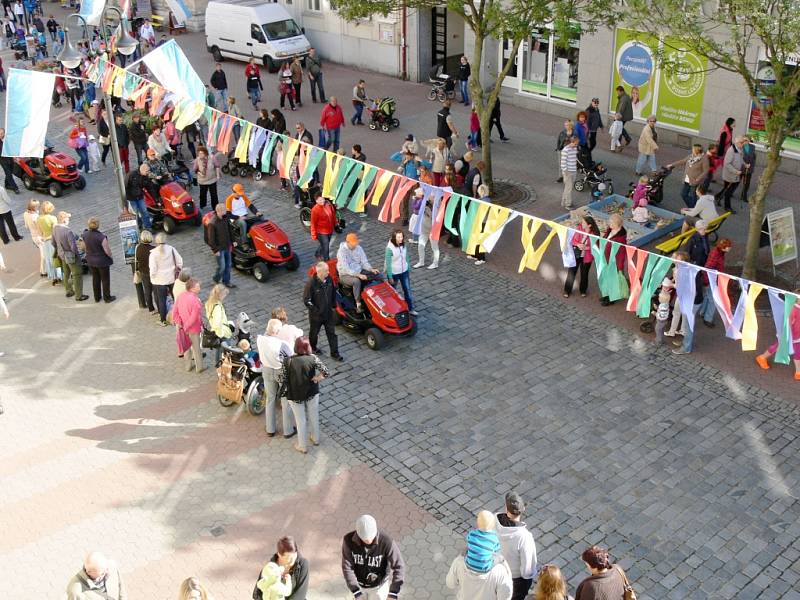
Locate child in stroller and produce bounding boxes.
[368,97,400,132]
[427,65,455,102]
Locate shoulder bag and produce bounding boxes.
[170,247,181,279]
[133,244,142,284]
[616,566,637,600]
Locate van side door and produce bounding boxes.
[249,23,266,56]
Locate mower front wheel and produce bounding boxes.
[365,327,384,351]
[406,319,418,337]
[245,378,266,415]
[48,182,63,197]
[163,216,177,235]
[73,176,87,191]
[287,253,300,271]
[253,262,270,283]
[22,175,34,191]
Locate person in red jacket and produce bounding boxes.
[310,191,337,260]
[600,213,627,306]
[700,238,731,327]
[319,96,345,152]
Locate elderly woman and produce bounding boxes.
[574,546,627,600]
[284,336,329,454]
[599,213,627,306]
[193,146,221,211]
[719,135,745,213]
[172,277,205,373]
[257,318,296,439]
[148,231,183,326]
[147,126,172,161]
[271,306,304,347]
[134,230,156,313]
[82,217,115,303]
[252,536,310,600]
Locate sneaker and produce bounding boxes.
[474,260,485,265]
[427,262,438,269]
[409,310,419,316]
[76,295,89,301]
[413,262,424,269]
[756,355,770,370]
[331,353,344,362]
[664,331,675,337]
[672,348,690,355]
[284,431,297,439]
[359,212,368,218]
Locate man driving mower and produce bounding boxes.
[336,233,384,313]
[144,148,170,200]
[224,183,263,246]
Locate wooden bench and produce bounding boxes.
[655,211,733,254]
[150,14,166,30]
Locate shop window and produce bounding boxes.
[519,26,579,103]
[551,32,579,102]
[522,29,549,96]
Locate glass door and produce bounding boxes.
[499,37,519,89]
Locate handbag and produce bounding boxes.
[616,566,637,600]
[171,247,181,279]
[98,135,110,145]
[318,128,327,149]
[202,325,220,349]
[572,245,583,262]
[133,244,142,284]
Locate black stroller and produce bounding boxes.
[573,148,614,196]
[427,65,455,102]
[367,97,400,132]
[627,165,673,205]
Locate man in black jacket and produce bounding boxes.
[128,113,148,166]
[342,515,405,599]
[436,100,458,148]
[114,114,130,174]
[210,63,228,107]
[303,261,343,361]
[125,164,152,229]
[0,128,20,193]
[207,204,234,287]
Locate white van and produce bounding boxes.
[205,0,311,72]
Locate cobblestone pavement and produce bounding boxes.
[2,33,800,600]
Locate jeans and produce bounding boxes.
[309,317,339,356]
[88,265,112,301]
[588,131,598,152]
[459,79,470,104]
[636,153,657,174]
[134,144,147,165]
[351,103,364,125]
[682,302,702,352]
[700,285,717,324]
[310,72,326,102]
[215,88,228,107]
[154,283,172,324]
[199,183,219,209]
[248,87,261,108]
[128,198,152,229]
[468,131,478,148]
[323,127,341,151]
[264,367,295,436]
[62,259,83,298]
[214,248,232,285]
[289,394,319,451]
[681,182,697,208]
[391,270,414,311]
[316,233,331,260]
[76,147,89,173]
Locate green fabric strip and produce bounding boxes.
[636,255,674,317]
[776,293,798,365]
[459,200,480,252]
[331,157,355,201]
[335,162,363,208]
[296,147,325,189]
[347,166,378,211]
[444,194,462,235]
[260,133,280,172]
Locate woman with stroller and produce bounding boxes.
[245,57,263,110]
[206,283,233,362]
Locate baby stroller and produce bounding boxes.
[427,65,455,102]
[573,149,614,196]
[216,339,265,416]
[219,150,253,178]
[627,165,673,205]
[368,97,400,132]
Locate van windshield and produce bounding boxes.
[262,19,302,41]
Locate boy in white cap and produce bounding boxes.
[341,514,406,599]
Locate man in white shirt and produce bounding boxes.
[336,233,382,312]
[680,185,718,232]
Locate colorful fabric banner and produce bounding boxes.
[708,272,737,339]
[741,283,764,351]
[767,290,797,365]
[635,255,673,318]
[675,263,700,333]
[296,147,324,189]
[348,166,378,212]
[2,70,55,157]
[261,133,280,173]
[560,227,577,269]
[625,247,649,312]
[142,39,206,106]
[519,217,558,273]
[591,239,625,302]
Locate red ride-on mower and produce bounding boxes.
[308,259,417,350]
[202,212,300,282]
[144,181,201,234]
[13,148,87,198]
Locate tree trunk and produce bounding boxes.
[742,145,782,280]
[479,114,493,193]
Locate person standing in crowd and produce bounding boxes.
[756,287,800,381]
[194,146,221,211]
[69,118,90,174]
[533,565,573,600]
[96,108,112,167]
[495,492,537,600]
[46,14,58,41]
[66,551,126,600]
[177,577,213,600]
[125,163,153,230]
[253,536,310,600]
[555,120,574,183]
[585,97,604,152]
[670,249,704,357]
[687,219,711,267]
[600,213,627,306]
[411,188,440,271]
[172,278,205,373]
[636,115,659,175]
[564,213,600,298]
[135,230,156,313]
[207,203,233,288]
[278,61,296,111]
[257,108,272,130]
[429,137,450,187]
[113,114,130,174]
[320,96,346,152]
[351,79,367,125]
[210,63,228,107]
[574,111,589,152]
[458,55,471,106]
[245,57,263,110]
[271,108,287,135]
[284,336,329,454]
[52,211,88,302]
[23,199,45,276]
[668,144,709,208]
[303,261,343,361]
[272,307,304,347]
[342,515,406,600]
[719,135,745,214]
[139,18,156,48]
[385,229,417,316]
[290,56,304,107]
[128,113,149,166]
[0,129,20,193]
[0,183,22,243]
[716,117,735,173]
[206,283,233,360]
[37,200,60,284]
[560,136,579,210]
[700,238,732,328]
[574,546,626,600]
[82,217,115,303]
[740,136,756,203]
[306,47,326,103]
[149,231,183,326]
[148,126,171,161]
[310,191,336,261]
[436,99,459,149]
[257,318,296,438]
[614,85,633,147]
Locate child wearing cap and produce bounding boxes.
[87,135,102,173]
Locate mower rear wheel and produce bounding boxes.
[365,327,384,351]
[22,175,34,190]
[48,182,63,197]
[163,216,177,235]
[245,378,266,415]
[254,171,263,181]
[217,393,235,407]
[253,262,270,283]
[73,176,87,191]
[381,123,390,132]
[406,319,418,337]
[287,253,300,271]
[299,207,312,230]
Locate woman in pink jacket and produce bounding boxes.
[171,277,205,373]
[564,213,600,298]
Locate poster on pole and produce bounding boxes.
[610,28,659,120]
[766,207,798,267]
[119,215,139,265]
[655,37,708,130]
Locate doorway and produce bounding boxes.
[430,7,465,76]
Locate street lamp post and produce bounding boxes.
[57,10,138,213]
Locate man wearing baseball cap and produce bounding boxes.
[495,492,538,600]
[52,211,88,302]
[342,515,406,599]
[336,233,383,313]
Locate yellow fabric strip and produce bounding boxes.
[322,151,341,198]
[283,138,301,180]
[741,283,764,351]
[468,205,509,255]
[518,217,557,273]
[173,101,205,130]
[234,122,253,163]
[370,171,395,207]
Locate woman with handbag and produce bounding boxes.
[148,232,183,326]
[96,107,112,166]
[283,336,329,454]
[575,546,634,600]
[278,62,295,111]
[563,213,600,298]
[36,200,61,285]
[205,283,234,363]
[134,230,156,313]
[172,277,205,373]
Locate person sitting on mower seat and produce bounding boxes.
[224,183,262,246]
[144,148,169,200]
[336,232,384,313]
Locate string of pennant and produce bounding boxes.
[88,58,799,365]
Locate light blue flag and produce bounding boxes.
[142,39,206,105]
[165,0,193,25]
[79,0,106,26]
[2,69,55,158]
